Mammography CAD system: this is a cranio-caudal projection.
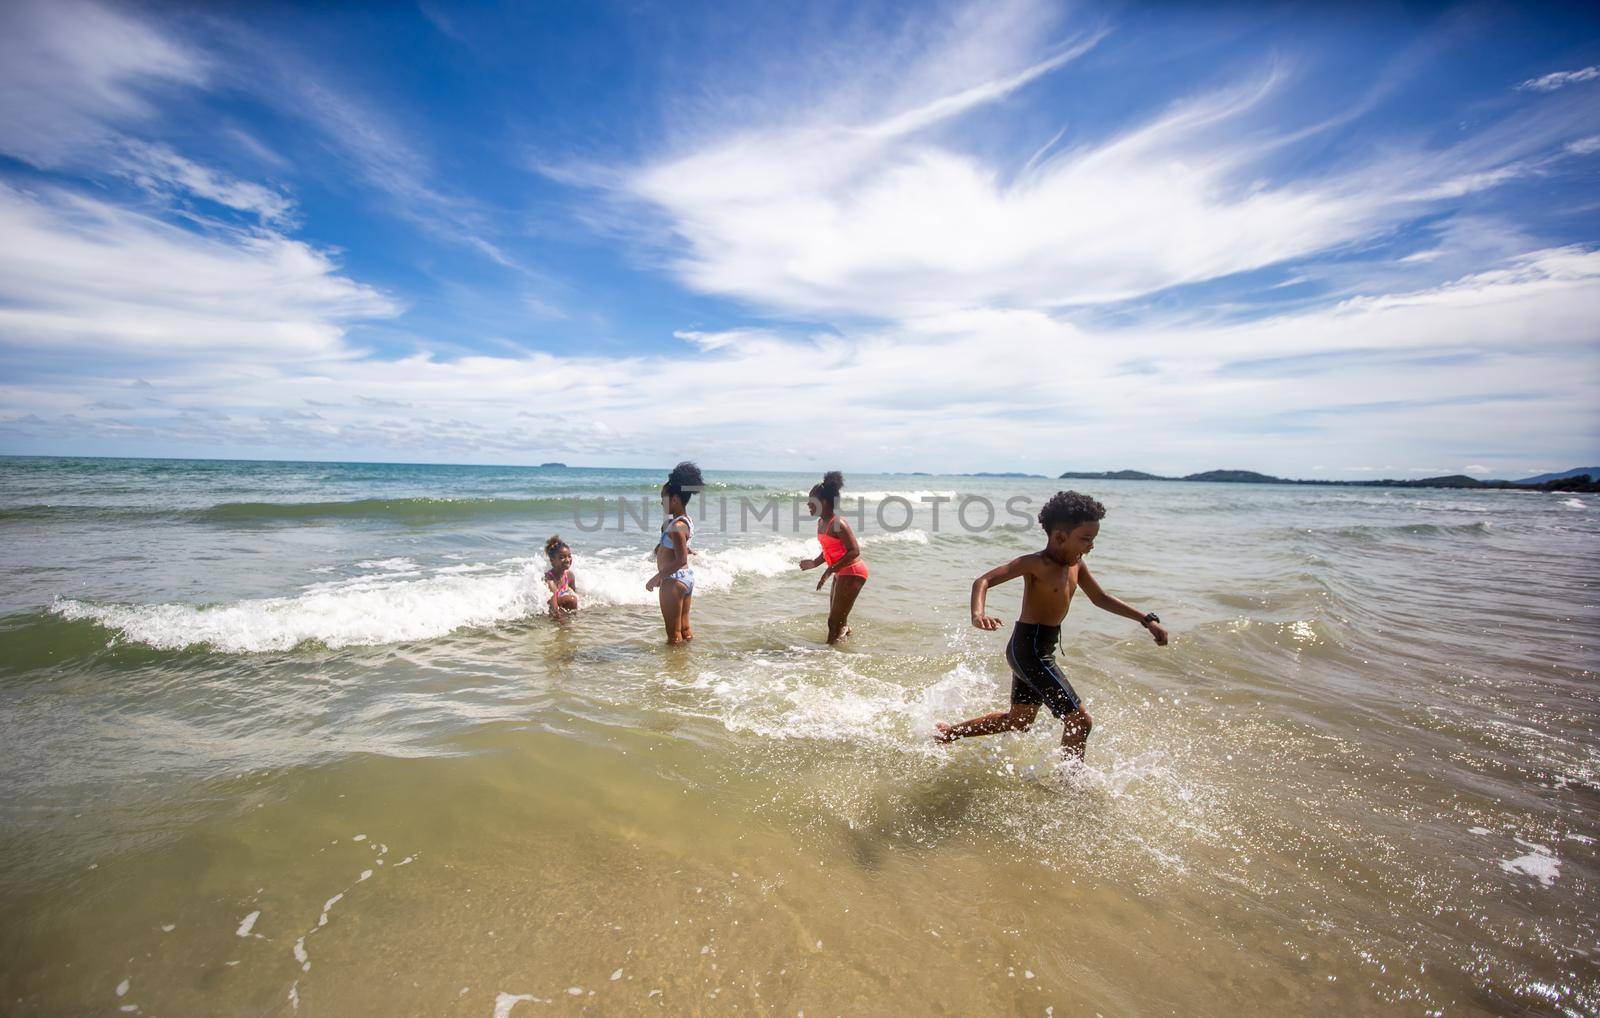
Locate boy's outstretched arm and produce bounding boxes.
[1077,563,1169,645]
[971,557,1029,630]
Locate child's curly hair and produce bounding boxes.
[809,470,844,508]
[544,534,569,560]
[1038,491,1106,534]
[664,461,705,504]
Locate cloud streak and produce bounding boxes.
[0,0,203,166]
[1,0,1596,476]
[622,16,1596,320]
[1519,66,1600,92]
[4,245,1595,473]
[0,183,396,357]
[114,140,297,225]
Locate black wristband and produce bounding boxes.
[1141,612,1160,627]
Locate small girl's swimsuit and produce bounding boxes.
[817,522,869,580]
[658,514,694,593]
[544,567,576,605]
[1005,622,1081,718]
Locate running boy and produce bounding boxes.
[935,491,1169,760]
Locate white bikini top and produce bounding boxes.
[658,514,692,550]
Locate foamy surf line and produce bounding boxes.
[47,536,821,653]
[787,489,959,503]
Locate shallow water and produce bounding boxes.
[0,457,1595,1015]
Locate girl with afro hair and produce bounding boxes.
[645,461,704,643]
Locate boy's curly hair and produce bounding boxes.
[664,461,705,504]
[1038,490,1106,534]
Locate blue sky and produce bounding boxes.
[0,0,1596,478]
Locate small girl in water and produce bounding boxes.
[543,535,578,620]
[645,461,702,644]
[799,471,868,643]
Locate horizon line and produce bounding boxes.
[0,451,1590,483]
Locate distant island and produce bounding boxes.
[1058,467,1600,493]
[539,462,567,469]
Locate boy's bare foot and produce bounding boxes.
[933,722,956,744]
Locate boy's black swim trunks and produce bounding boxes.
[1006,621,1082,718]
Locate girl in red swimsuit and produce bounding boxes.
[798,471,868,644]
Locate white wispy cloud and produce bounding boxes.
[4,245,1595,472]
[1,0,522,274]
[2,0,1596,475]
[1519,66,1600,92]
[672,328,789,352]
[115,140,297,225]
[0,0,204,166]
[245,60,524,271]
[0,0,297,231]
[619,8,1594,320]
[0,183,396,356]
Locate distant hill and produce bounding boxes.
[1059,470,1167,480]
[539,462,567,468]
[1395,474,1484,488]
[1181,469,1284,484]
[1516,467,1600,485]
[965,471,1046,478]
[1056,467,1599,493]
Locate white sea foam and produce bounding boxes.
[672,657,994,751]
[494,993,547,1017]
[52,568,546,653]
[790,490,959,503]
[356,558,419,572]
[856,490,958,503]
[862,528,930,546]
[235,910,260,936]
[54,533,930,653]
[318,892,343,927]
[1560,498,1585,509]
[1499,840,1561,886]
[690,537,817,587]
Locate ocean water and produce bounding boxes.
[0,456,1595,1016]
